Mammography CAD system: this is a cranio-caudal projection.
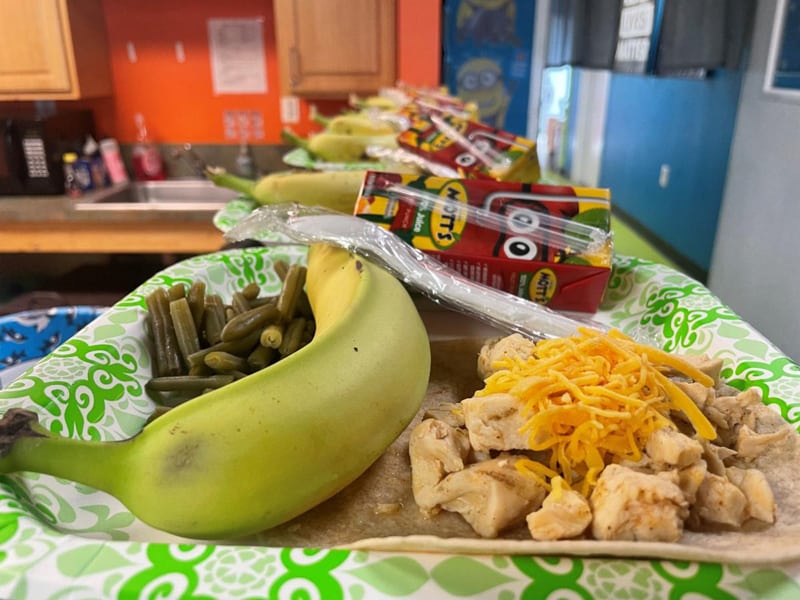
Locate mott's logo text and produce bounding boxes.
[528,268,558,304]
[429,181,468,250]
[428,119,468,151]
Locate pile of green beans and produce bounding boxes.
[145,261,313,404]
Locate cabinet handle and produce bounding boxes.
[289,47,301,88]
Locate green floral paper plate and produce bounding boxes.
[283,147,386,171]
[0,247,799,599]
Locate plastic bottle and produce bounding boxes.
[62,152,82,198]
[131,113,166,181]
[99,137,130,184]
[83,135,109,188]
[235,140,256,178]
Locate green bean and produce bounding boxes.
[169,297,201,364]
[203,295,226,345]
[247,344,276,370]
[260,323,284,349]
[146,287,182,377]
[241,282,261,300]
[296,290,313,318]
[145,263,316,398]
[146,374,234,392]
[167,283,186,301]
[249,295,277,307]
[277,264,307,321]
[188,363,212,377]
[187,281,206,330]
[273,260,290,280]
[231,291,251,314]
[279,317,307,356]
[302,319,316,344]
[204,351,250,373]
[220,303,281,343]
[187,329,262,369]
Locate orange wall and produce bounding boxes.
[91,0,441,145]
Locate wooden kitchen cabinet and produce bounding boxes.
[274,0,396,97]
[0,0,112,100]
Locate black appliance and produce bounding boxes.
[0,109,95,196]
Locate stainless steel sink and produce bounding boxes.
[74,180,240,212]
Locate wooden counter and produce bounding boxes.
[0,189,226,254]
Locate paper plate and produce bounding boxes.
[0,306,107,388]
[0,249,799,599]
[282,147,386,171]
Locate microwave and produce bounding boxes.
[0,110,95,196]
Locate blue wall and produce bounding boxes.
[598,69,744,276]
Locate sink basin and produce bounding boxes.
[74,180,240,212]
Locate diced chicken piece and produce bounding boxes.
[691,473,748,528]
[736,424,790,461]
[645,427,704,469]
[680,354,724,385]
[726,466,776,524]
[461,393,529,452]
[409,419,471,516]
[676,381,714,410]
[434,455,546,538]
[736,387,763,408]
[423,402,465,428]
[527,480,592,541]
[477,334,537,379]
[677,460,708,505]
[590,464,689,542]
[702,388,762,447]
[700,440,738,476]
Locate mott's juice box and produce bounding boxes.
[354,171,613,313]
[397,112,541,184]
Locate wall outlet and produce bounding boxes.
[659,164,670,188]
[280,96,300,124]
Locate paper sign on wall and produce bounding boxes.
[207,18,267,95]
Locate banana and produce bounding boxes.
[321,114,397,136]
[282,128,398,163]
[206,167,366,214]
[0,244,432,540]
[351,95,402,112]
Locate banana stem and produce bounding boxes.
[0,409,126,495]
[280,129,311,153]
[204,168,257,197]
[311,113,331,127]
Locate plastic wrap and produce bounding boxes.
[224,203,609,341]
[364,145,460,178]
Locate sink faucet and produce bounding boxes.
[172,143,207,178]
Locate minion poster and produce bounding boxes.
[443,0,536,136]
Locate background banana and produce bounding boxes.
[0,244,431,540]
[206,167,366,214]
[312,112,396,136]
[281,128,398,163]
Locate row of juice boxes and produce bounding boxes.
[354,85,613,314]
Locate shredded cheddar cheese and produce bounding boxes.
[477,328,716,496]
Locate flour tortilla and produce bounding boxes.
[251,339,800,565]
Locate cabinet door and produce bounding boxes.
[275,0,396,96]
[0,0,72,93]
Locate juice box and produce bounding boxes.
[354,171,613,313]
[396,112,541,183]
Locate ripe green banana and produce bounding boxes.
[206,168,366,214]
[321,114,397,136]
[281,128,398,163]
[0,244,431,540]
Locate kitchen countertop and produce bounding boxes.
[0,184,227,254]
